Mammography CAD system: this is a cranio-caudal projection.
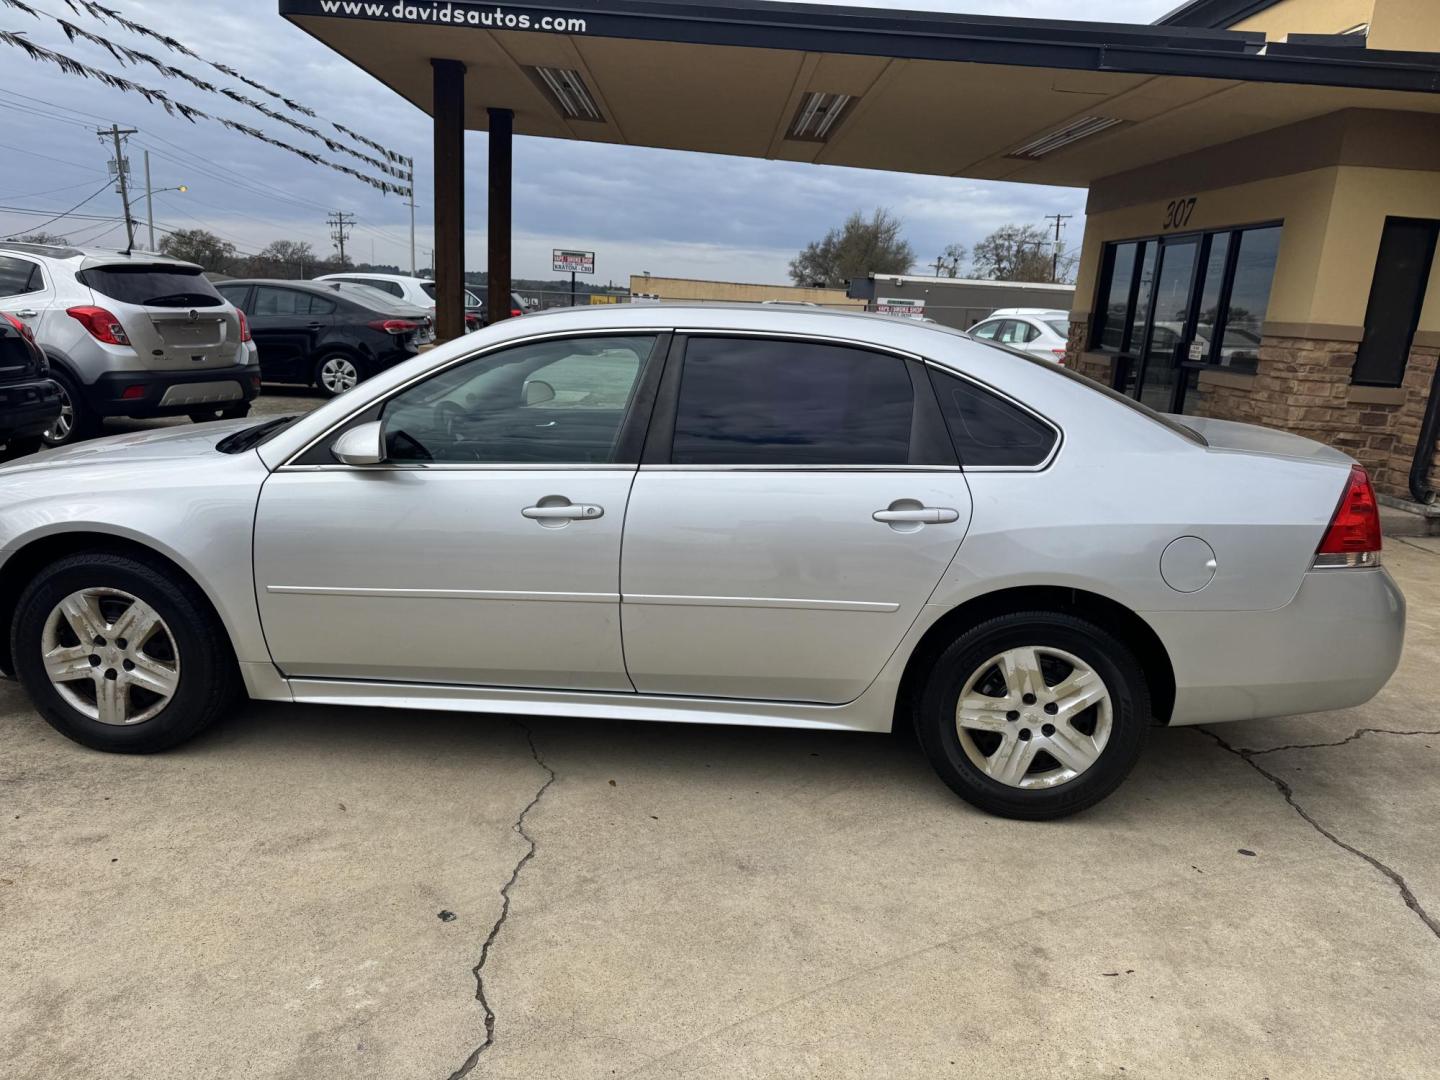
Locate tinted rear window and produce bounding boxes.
[79,265,223,308]
[928,368,1058,468]
[671,337,914,466]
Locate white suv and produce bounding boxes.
[0,243,259,445]
[968,308,1071,363]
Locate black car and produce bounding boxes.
[215,279,431,397]
[0,312,60,456]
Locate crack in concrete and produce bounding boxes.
[1198,727,1440,941]
[1246,727,1440,756]
[447,723,556,1080]
[1392,536,1440,557]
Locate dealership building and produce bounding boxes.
[282,0,1440,501]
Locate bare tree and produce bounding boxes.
[971,224,1055,282]
[789,208,915,287]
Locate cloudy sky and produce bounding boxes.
[0,0,1176,285]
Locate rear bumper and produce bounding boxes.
[0,377,61,441]
[1149,566,1405,726]
[82,364,261,418]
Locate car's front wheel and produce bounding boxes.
[916,612,1150,820]
[11,552,240,753]
[314,353,361,397]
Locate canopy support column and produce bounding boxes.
[431,58,466,342]
[487,107,514,323]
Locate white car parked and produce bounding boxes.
[313,273,446,341]
[969,308,1071,363]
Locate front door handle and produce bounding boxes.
[873,507,959,524]
[14,309,38,318]
[522,497,604,525]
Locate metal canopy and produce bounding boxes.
[281,0,1440,189]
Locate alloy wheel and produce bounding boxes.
[40,587,180,726]
[44,383,74,443]
[954,645,1113,789]
[319,356,360,395]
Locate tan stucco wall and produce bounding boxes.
[1074,111,1440,337]
[1230,0,1373,38]
[628,276,863,308]
[1364,0,1440,51]
[1228,0,1440,51]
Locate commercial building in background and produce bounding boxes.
[285,0,1440,502]
[626,275,863,308]
[847,274,1075,330]
[1069,0,1440,503]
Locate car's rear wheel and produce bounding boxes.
[11,552,240,753]
[42,369,97,447]
[315,353,361,397]
[916,612,1150,820]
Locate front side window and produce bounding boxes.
[670,337,914,466]
[970,320,1000,340]
[380,335,656,464]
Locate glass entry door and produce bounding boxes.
[1133,237,1199,413]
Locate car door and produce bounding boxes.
[248,286,325,381]
[620,334,973,704]
[253,331,665,689]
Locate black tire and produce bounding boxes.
[915,611,1150,820]
[313,352,362,397]
[11,551,241,754]
[41,367,98,447]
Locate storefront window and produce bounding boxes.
[1090,222,1282,375]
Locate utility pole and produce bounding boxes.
[405,193,417,276]
[930,255,947,277]
[99,124,138,252]
[327,210,355,266]
[1044,213,1073,282]
[143,149,155,251]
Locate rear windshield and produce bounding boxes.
[1045,319,1070,336]
[420,282,437,300]
[328,282,416,312]
[78,265,223,308]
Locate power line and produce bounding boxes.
[0,178,112,201]
[0,138,107,173]
[12,180,114,234]
[327,211,355,265]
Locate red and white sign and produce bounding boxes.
[875,297,926,319]
[553,249,595,274]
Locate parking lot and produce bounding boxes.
[0,521,1435,1078]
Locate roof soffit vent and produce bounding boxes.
[526,66,603,122]
[1006,116,1124,160]
[788,92,858,142]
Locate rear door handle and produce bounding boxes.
[873,507,959,524]
[14,309,38,318]
[523,503,604,521]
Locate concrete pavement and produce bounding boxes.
[2,546,1438,1079]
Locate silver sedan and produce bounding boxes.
[0,305,1404,818]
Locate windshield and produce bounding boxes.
[79,265,224,308]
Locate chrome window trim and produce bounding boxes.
[640,464,959,473]
[922,360,1064,474]
[276,325,672,471]
[279,463,635,473]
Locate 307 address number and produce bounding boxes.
[1163,197,1198,230]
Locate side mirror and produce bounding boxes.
[332,420,386,466]
[523,379,555,406]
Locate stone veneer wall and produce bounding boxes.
[1062,320,1440,500]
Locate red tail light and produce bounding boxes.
[510,308,523,318]
[67,306,130,346]
[368,319,419,335]
[1314,465,1382,568]
[2,311,35,342]
[237,309,251,343]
